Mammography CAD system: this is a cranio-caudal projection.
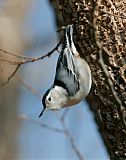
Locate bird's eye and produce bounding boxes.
[48,97,51,101]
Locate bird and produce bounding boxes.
[39,24,92,117]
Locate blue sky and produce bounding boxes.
[17,0,109,159]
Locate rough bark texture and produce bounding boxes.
[50,0,126,159]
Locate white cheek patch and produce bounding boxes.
[53,93,59,99]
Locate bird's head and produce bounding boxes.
[39,85,68,117]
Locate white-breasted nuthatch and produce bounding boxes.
[39,24,92,117]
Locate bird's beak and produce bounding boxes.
[39,107,46,118]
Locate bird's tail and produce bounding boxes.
[64,24,78,56]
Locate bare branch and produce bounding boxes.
[60,120,84,160]
[60,108,70,122]
[18,114,65,134]
[0,40,61,65]
[0,57,19,65]
[1,41,61,86]
[17,76,41,99]
[1,65,21,87]
[0,48,32,59]
[17,77,84,160]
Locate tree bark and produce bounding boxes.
[50,0,126,159]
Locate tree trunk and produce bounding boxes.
[50,0,126,159]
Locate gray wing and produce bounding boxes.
[54,47,79,96]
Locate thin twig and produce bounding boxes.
[60,108,70,122]
[1,41,61,86]
[61,120,84,160]
[57,26,66,33]
[98,46,122,107]
[0,48,32,59]
[1,41,61,65]
[1,65,21,87]
[17,76,41,99]
[17,77,84,160]
[18,114,65,134]
[98,45,126,128]
[0,57,18,65]
[93,0,126,128]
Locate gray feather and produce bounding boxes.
[54,47,79,96]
